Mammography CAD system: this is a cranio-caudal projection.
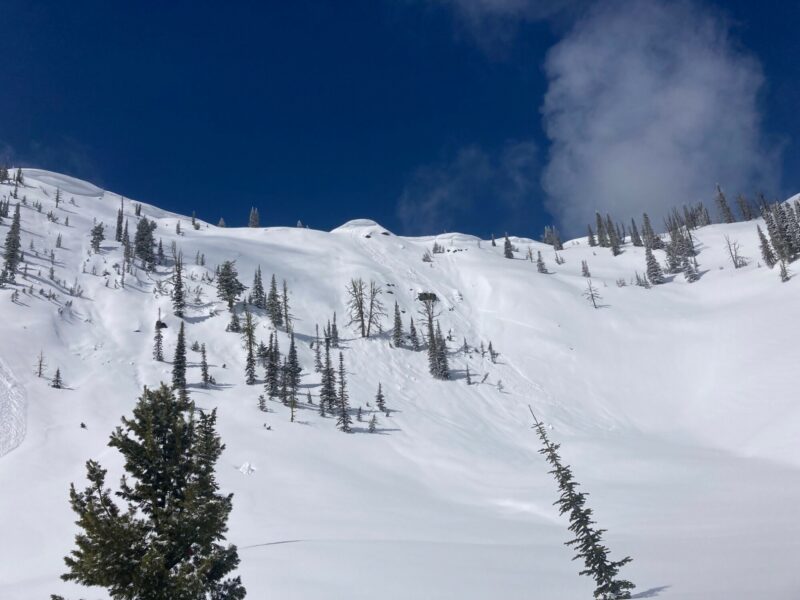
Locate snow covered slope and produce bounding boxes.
[0,169,798,599]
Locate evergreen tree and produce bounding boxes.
[715,185,735,223]
[217,261,245,311]
[248,207,260,227]
[434,321,450,380]
[488,341,496,363]
[58,385,245,599]
[465,366,472,385]
[282,279,291,330]
[2,203,22,281]
[595,213,609,247]
[226,310,241,333]
[320,339,337,412]
[115,199,124,242]
[286,333,301,404]
[587,225,597,247]
[392,302,404,347]
[90,223,105,252]
[243,309,256,385]
[368,414,378,433]
[200,343,210,388]
[630,219,643,247]
[581,260,591,278]
[266,274,283,327]
[757,225,777,268]
[336,352,352,433]
[264,333,279,399]
[331,312,340,347]
[51,368,64,389]
[375,383,386,412]
[218,217,226,228]
[682,256,699,283]
[536,251,547,273]
[645,247,665,284]
[583,279,602,309]
[641,213,663,249]
[133,217,156,270]
[409,317,420,351]
[153,310,164,362]
[172,321,187,398]
[503,234,514,259]
[532,409,634,599]
[314,324,323,372]
[172,254,186,318]
[736,194,754,221]
[251,266,266,309]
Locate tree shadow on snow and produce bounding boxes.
[632,585,671,598]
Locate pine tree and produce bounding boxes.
[282,279,291,330]
[682,256,699,283]
[392,301,404,347]
[465,366,471,385]
[581,260,591,278]
[641,213,662,250]
[409,317,420,351]
[172,254,186,318]
[531,409,634,599]
[172,321,187,398]
[51,368,63,389]
[503,234,514,259]
[583,279,602,308]
[320,339,337,412]
[715,185,735,224]
[264,333,279,399]
[757,225,777,268]
[314,324,323,372]
[251,266,266,309]
[736,194,754,221]
[200,343,210,388]
[266,274,283,327]
[2,203,22,281]
[375,383,386,412]
[226,309,241,333]
[58,385,245,599]
[286,333,301,404]
[434,321,450,380]
[248,207,260,227]
[595,213,609,247]
[630,219,643,247]
[368,414,378,433]
[243,309,256,385]
[587,225,597,247]
[536,251,547,273]
[488,341,496,363]
[645,247,665,284]
[331,312,340,347]
[218,217,226,227]
[115,198,124,242]
[217,261,245,311]
[133,217,156,270]
[153,310,164,361]
[336,352,352,433]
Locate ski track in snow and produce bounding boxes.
[0,358,26,457]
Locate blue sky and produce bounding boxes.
[1,1,797,236]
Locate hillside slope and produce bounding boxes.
[0,169,798,599]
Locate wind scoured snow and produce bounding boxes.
[0,168,798,599]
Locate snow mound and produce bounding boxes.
[22,169,104,197]
[331,219,393,236]
[0,359,26,458]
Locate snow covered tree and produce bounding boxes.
[536,251,547,273]
[629,219,643,247]
[153,310,164,361]
[331,312,340,347]
[217,261,245,311]
[200,343,210,388]
[2,203,22,281]
[392,301,404,347]
[172,321,187,398]
[51,368,64,389]
[58,385,245,599]
[243,309,256,385]
[581,260,591,278]
[90,222,105,252]
[409,317,420,351]
[133,217,156,270]
[282,279,291,331]
[320,339,337,413]
[682,256,699,283]
[375,383,386,412]
[266,274,283,327]
[645,247,665,284]
[503,234,514,259]
[758,225,777,268]
[641,213,663,250]
[587,225,597,247]
[314,324,323,372]
[736,194,754,221]
[248,207,260,227]
[432,321,450,380]
[595,213,609,247]
[172,254,186,318]
[250,266,266,309]
[368,414,378,433]
[264,333,279,399]
[115,199,124,242]
[286,333,301,404]
[336,352,352,433]
[531,409,635,599]
[715,185,736,224]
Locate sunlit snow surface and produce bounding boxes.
[0,169,798,599]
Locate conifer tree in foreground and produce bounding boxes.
[583,279,602,309]
[644,247,665,284]
[251,266,266,309]
[172,321,188,398]
[375,383,386,412]
[90,222,105,253]
[409,317,420,351]
[757,225,777,269]
[536,251,547,274]
[217,261,245,311]
[320,339,337,413]
[51,368,64,389]
[243,309,257,385]
[55,385,245,599]
[266,274,283,327]
[531,408,634,599]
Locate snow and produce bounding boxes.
[0,168,799,599]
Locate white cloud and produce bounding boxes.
[396,141,538,234]
[541,0,782,233]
